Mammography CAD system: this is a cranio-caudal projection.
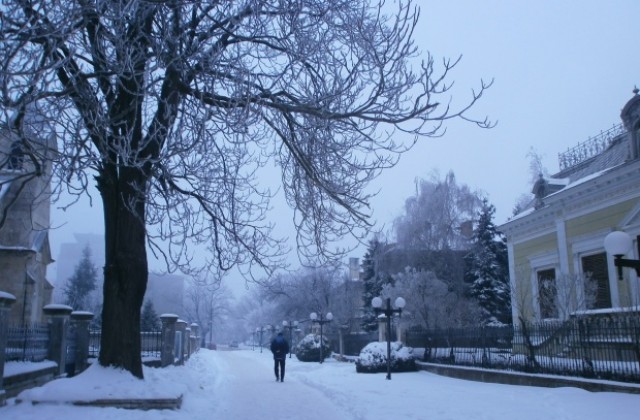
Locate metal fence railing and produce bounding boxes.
[5,327,163,362]
[5,323,49,362]
[87,329,163,360]
[88,328,100,359]
[3,316,197,382]
[141,331,163,359]
[405,314,640,384]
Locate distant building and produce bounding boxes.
[146,272,184,316]
[0,111,56,324]
[500,89,640,322]
[55,233,185,315]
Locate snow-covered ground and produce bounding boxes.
[2,347,640,419]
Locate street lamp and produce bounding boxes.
[252,329,256,351]
[256,325,271,353]
[282,320,299,358]
[309,311,333,363]
[604,231,640,280]
[208,320,213,349]
[372,296,406,380]
[255,327,261,352]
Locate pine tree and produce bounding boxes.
[64,245,98,310]
[360,238,392,332]
[140,300,160,331]
[465,200,512,325]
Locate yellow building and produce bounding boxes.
[500,90,640,323]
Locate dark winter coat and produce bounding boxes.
[270,334,290,360]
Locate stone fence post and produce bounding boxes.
[378,316,387,342]
[43,304,73,377]
[183,325,191,362]
[338,325,349,359]
[190,323,200,352]
[396,322,403,344]
[160,314,178,368]
[0,291,16,406]
[175,320,187,365]
[70,311,93,376]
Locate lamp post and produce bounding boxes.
[252,329,257,351]
[282,320,299,358]
[604,231,640,280]
[256,325,271,353]
[372,296,406,380]
[309,311,333,363]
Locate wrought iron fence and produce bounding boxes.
[406,314,640,384]
[87,329,163,360]
[141,331,163,359]
[5,323,49,362]
[88,328,101,358]
[557,122,626,171]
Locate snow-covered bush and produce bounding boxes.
[295,334,332,362]
[355,341,417,373]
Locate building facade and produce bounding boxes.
[0,112,55,325]
[500,90,640,323]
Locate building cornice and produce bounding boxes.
[500,159,640,243]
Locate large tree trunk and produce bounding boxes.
[97,168,148,379]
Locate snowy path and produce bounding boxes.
[2,348,640,419]
[208,350,359,419]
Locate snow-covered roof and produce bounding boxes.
[0,230,49,255]
[31,230,48,253]
[0,245,35,254]
[0,290,17,301]
[555,131,630,183]
[0,174,14,202]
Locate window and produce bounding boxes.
[581,252,611,309]
[537,268,558,319]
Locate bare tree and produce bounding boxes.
[393,171,484,251]
[388,267,481,329]
[510,266,599,371]
[183,275,232,347]
[328,272,364,332]
[1,0,491,376]
[510,148,551,217]
[538,272,598,320]
[235,287,280,342]
[261,266,341,319]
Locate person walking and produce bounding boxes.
[270,331,290,382]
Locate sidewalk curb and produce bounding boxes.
[417,362,640,394]
[16,395,183,410]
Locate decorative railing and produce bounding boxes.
[5,323,49,362]
[1,294,201,404]
[558,123,627,171]
[88,329,163,359]
[404,313,640,384]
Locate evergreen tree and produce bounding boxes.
[465,201,512,325]
[360,238,393,332]
[64,245,98,310]
[140,300,160,331]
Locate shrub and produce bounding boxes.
[295,333,332,362]
[355,341,417,373]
